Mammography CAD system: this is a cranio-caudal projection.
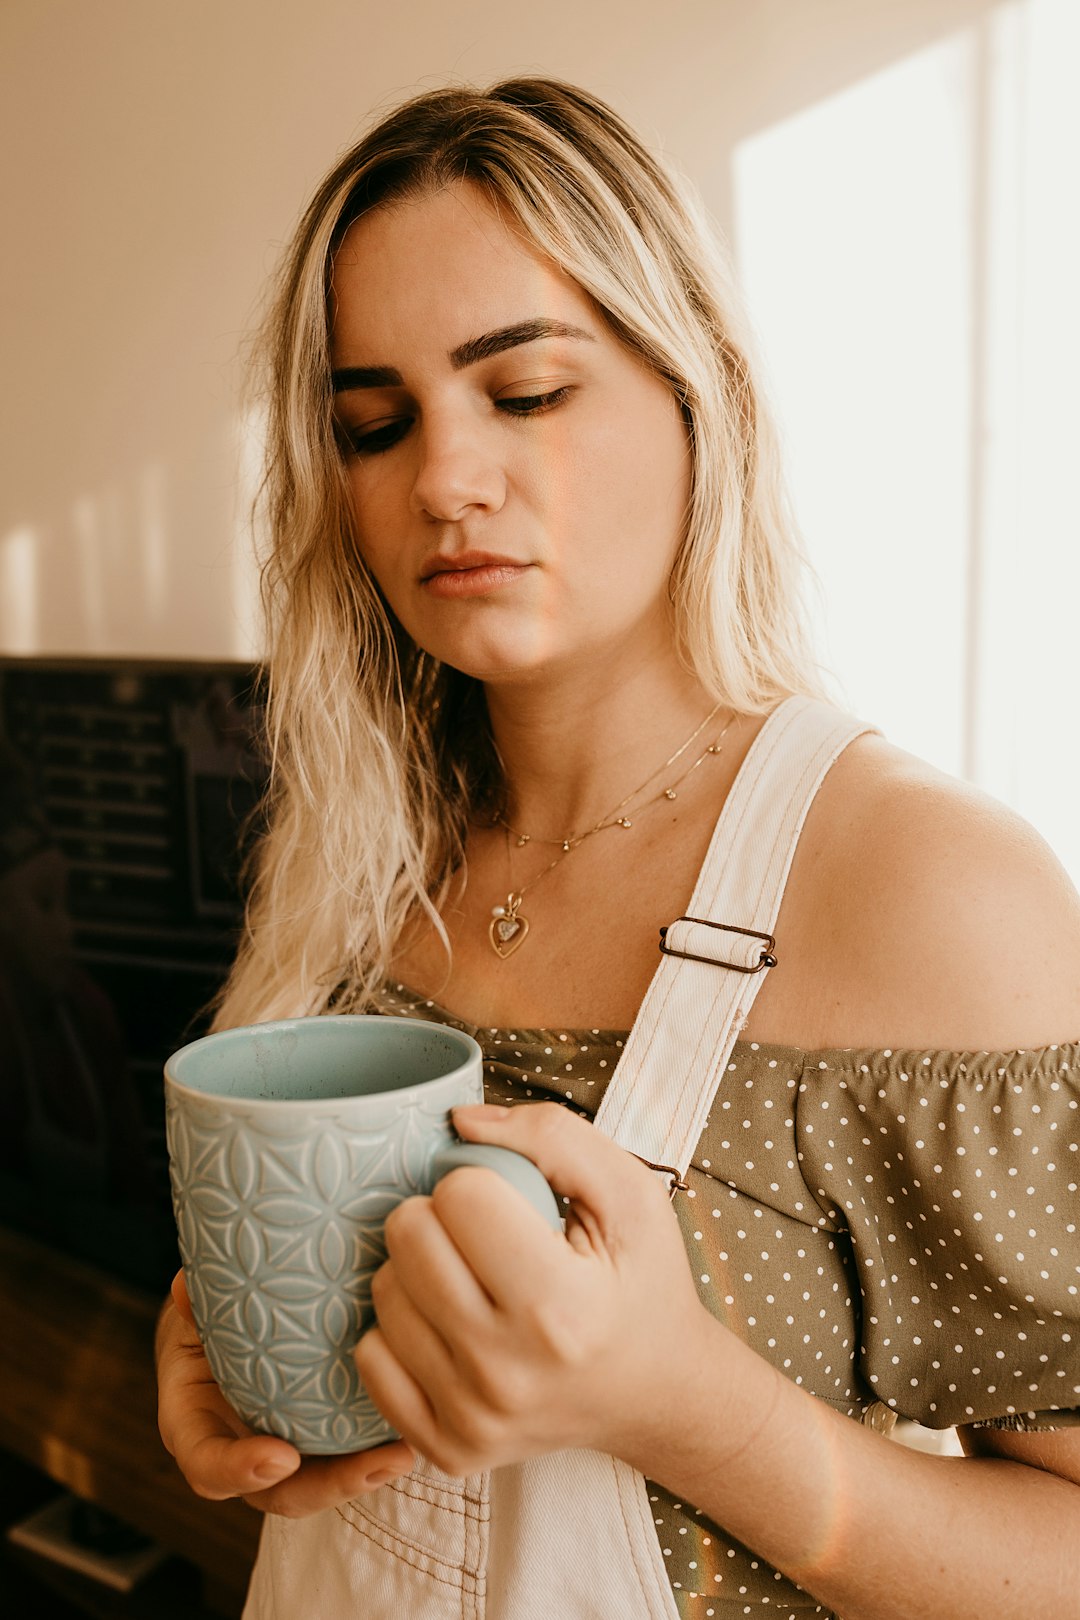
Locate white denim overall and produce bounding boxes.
[242,697,872,1619]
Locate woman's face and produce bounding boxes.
[329,181,692,686]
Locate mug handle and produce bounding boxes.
[430,1141,563,1230]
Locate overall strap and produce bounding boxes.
[593,696,875,1177]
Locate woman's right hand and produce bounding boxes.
[156,1271,415,1515]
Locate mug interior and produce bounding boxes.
[165,1015,477,1104]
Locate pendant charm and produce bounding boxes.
[489,897,529,958]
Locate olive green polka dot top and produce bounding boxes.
[373,982,1080,1619]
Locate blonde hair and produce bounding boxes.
[216,77,826,1029]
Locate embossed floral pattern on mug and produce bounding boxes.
[165,1016,483,1454]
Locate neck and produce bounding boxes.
[482,646,727,840]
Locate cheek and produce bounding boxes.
[565,408,690,564]
[346,477,406,584]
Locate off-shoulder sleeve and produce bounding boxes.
[795,1044,1080,1429]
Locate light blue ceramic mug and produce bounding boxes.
[165,1014,560,1454]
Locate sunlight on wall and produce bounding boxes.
[0,526,40,653]
[734,0,1080,884]
[1003,0,1080,874]
[1,444,263,662]
[734,29,976,776]
[72,492,110,653]
[138,462,171,631]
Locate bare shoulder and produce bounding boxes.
[765,732,1080,1051]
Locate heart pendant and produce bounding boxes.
[489,910,530,958]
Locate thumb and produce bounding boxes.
[450,1101,662,1233]
[170,1268,197,1328]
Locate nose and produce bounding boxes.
[408,413,507,523]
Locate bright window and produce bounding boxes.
[733,0,1080,883]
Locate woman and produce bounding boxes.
[156,79,1080,1618]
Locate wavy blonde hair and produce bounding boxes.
[216,77,826,1029]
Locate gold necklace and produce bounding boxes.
[488,708,734,959]
[495,701,725,851]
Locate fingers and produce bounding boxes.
[159,1290,414,1508]
[167,1362,413,1510]
[241,1438,417,1516]
[181,1425,301,1501]
[385,1192,498,1318]
[427,1165,572,1311]
[450,1102,663,1258]
[159,1305,301,1498]
[355,1326,440,1458]
[370,1237,463,1388]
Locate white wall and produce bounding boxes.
[1,0,1000,660]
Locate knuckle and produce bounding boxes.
[384,1194,428,1248]
[529,1101,580,1154]
[532,1102,566,1137]
[430,1169,469,1214]
[532,1298,589,1366]
[424,1440,464,1477]
[454,1399,503,1456]
[454,1346,510,1411]
[428,1422,484,1479]
[430,1166,493,1221]
[479,1360,531,1417]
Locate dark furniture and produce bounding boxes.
[0,658,266,1614]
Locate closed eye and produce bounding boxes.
[496,385,573,417]
[337,386,573,458]
[337,416,413,457]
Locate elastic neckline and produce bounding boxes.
[377,981,1080,1079]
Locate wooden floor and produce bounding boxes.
[0,1227,260,1617]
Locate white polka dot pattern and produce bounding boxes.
[371,984,1080,1617]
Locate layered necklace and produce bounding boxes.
[487,704,734,958]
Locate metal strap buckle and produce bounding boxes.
[630,1154,691,1200]
[658,916,778,974]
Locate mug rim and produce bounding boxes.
[164,1013,483,1110]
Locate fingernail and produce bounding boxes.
[453,1104,510,1123]
[366,1469,401,1488]
[253,1461,291,1483]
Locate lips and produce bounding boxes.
[419,550,526,580]
[419,551,533,601]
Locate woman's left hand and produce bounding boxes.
[354,1101,712,1477]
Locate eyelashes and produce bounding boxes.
[496,385,572,417]
[338,418,410,456]
[338,386,573,458]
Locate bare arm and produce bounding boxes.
[625,1313,1080,1619]
[357,771,1080,1617]
[369,1096,1080,1620]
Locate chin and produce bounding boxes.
[444,652,555,686]
[423,626,561,684]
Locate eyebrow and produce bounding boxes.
[331,318,596,392]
